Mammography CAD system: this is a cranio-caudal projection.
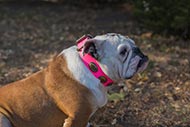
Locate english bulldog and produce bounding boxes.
[0,33,148,127]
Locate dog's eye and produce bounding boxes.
[119,48,127,56]
[118,44,129,58]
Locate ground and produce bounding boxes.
[0,2,190,127]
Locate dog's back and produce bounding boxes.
[0,69,67,127]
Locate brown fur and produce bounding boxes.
[0,55,94,127]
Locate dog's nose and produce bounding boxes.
[142,55,149,63]
[133,47,145,58]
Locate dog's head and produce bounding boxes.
[82,33,148,82]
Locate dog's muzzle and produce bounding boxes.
[133,47,149,70]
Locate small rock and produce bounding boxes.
[175,87,180,91]
[153,71,162,78]
[111,118,117,125]
[123,86,128,92]
[179,59,189,65]
[134,88,141,92]
[185,81,190,85]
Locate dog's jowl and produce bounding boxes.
[0,33,148,127]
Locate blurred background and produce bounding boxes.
[0,0,190,127]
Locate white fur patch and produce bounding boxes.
[60,46,108,110]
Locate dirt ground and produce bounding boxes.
[0,2,190,127]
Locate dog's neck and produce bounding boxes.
[60,46,108,108]
[76,35,113,86]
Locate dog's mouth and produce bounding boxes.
[136,56,149,73]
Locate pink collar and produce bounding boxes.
[76,35,113,87]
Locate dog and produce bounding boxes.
[0,33,148,127]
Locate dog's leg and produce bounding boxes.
[63,116,89,127]
[0,113,12,127]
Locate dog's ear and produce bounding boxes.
[83,39,99,59]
